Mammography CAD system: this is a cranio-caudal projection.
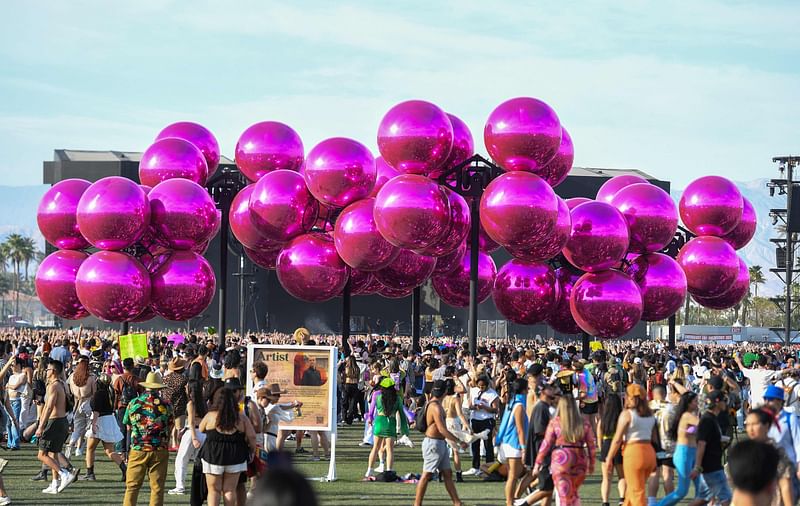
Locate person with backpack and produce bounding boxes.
[113,357,143,460]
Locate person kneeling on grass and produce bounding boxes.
[414,379,468,506]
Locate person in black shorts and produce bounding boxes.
[598,393,626,506]
[515,383,558,506]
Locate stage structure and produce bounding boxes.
[42,149,674,351]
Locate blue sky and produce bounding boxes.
[0,0,797,188]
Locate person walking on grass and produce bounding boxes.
[80,373,126,482]
[35,359,79,495]
[414,380,468,506]
[123,371,173,506]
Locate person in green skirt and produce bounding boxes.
[365,377,410,478]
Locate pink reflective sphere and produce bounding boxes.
[693,256,749,310]
[562,201,630,272]
[432,250,496,307]
[373,174,451,250]
[611,183,678,253]
[230,184,282,251]
[276,233,349,303]
[378,283,414,299]
[249,170,319,243]
[679,175,743,237]
[480,172,558,249]
[624,253,687,322]
[304,137,375,208]
[493,260,559,325]
[235,121,304,183]
[139,137,209,187]
[596,174,649,204]
[333,198,400,271]
[721,197,756,250]
[484,97,562,173]
[360,275,384,295]
[37,178,91,250]
[506,196,571,262]
[433,242,466,276]
[570,270,643,339]
[537,127,574,188]
[75,251,151,322]
[545,266,583,334]
[369,157,401,198]
[349,269,374,295]
[150,251,216,321]
[414,188,470,257]
[245,246,281,270]
[373,249,436,290]
[478,224,501,253]
[565,197,592,210]
[149,179,218,250]
[429,113,474,179]
[155,121,220,178]
[676,236,739,298]
[35,250,90,320]
[76,176,150,251]
[131,306,156,323]
[377,100,454,176]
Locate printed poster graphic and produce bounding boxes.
[247,345,337,431]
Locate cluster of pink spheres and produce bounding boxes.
[34,97,757,338]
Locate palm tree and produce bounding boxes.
[749,265,765,326]
[0,243,9,274]
[19,236,37,282]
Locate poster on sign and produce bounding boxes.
[245,344,337,432]
[682,334,733,345]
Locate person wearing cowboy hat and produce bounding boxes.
[163,357,188,451]
[256,384,302,452]
[122,371,173,506]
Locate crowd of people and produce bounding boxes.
[0,326,798,506]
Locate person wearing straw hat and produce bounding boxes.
[122,371,173,506]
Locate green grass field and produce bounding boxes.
[2,424,616,505]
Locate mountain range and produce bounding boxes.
[3,178,784,296]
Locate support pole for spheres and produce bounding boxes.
[239,252,247,337]
[342,279,351,356]
[412,286,421,353]
[121,321,129,336]
[216,189,234,351]
[581,331,590,359]
[468,195,480,357]
[668,314,676,350]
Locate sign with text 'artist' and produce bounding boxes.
[246,344,337,432]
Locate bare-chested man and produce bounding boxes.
[35,359,79,494]
[414,379,467,506]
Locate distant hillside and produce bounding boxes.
[1,180,781,295]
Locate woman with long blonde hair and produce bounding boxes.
[605,384,657,506]
[530,394,596,506]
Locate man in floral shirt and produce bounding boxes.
[122,371,173,506]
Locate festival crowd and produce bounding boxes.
[0,326,798,506]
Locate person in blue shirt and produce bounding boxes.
[496,376,528,506]
[48,340,71,370]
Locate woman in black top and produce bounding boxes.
[81,373,126,481]
[198,384,257,506]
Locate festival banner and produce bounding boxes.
[119,333,148,360]
[246,344,337,432]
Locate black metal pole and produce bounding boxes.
[786,162,794,346]
[238,252,247,337]
[120,321,129,336]
[217,191,233,351]
[668,314,676,350]
[342,278,351,356]
[468,197,480,357]
[581,331,590,359]
[412,286,421,353]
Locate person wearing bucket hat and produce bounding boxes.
[256,384,302,452]
[365,376,410,479]
[122,371,173,506]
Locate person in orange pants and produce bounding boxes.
[605,384,657,506]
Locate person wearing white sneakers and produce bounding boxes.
[35,359,79,494]
[0,457,11,505]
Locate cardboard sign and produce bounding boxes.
[119,333,148,361]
